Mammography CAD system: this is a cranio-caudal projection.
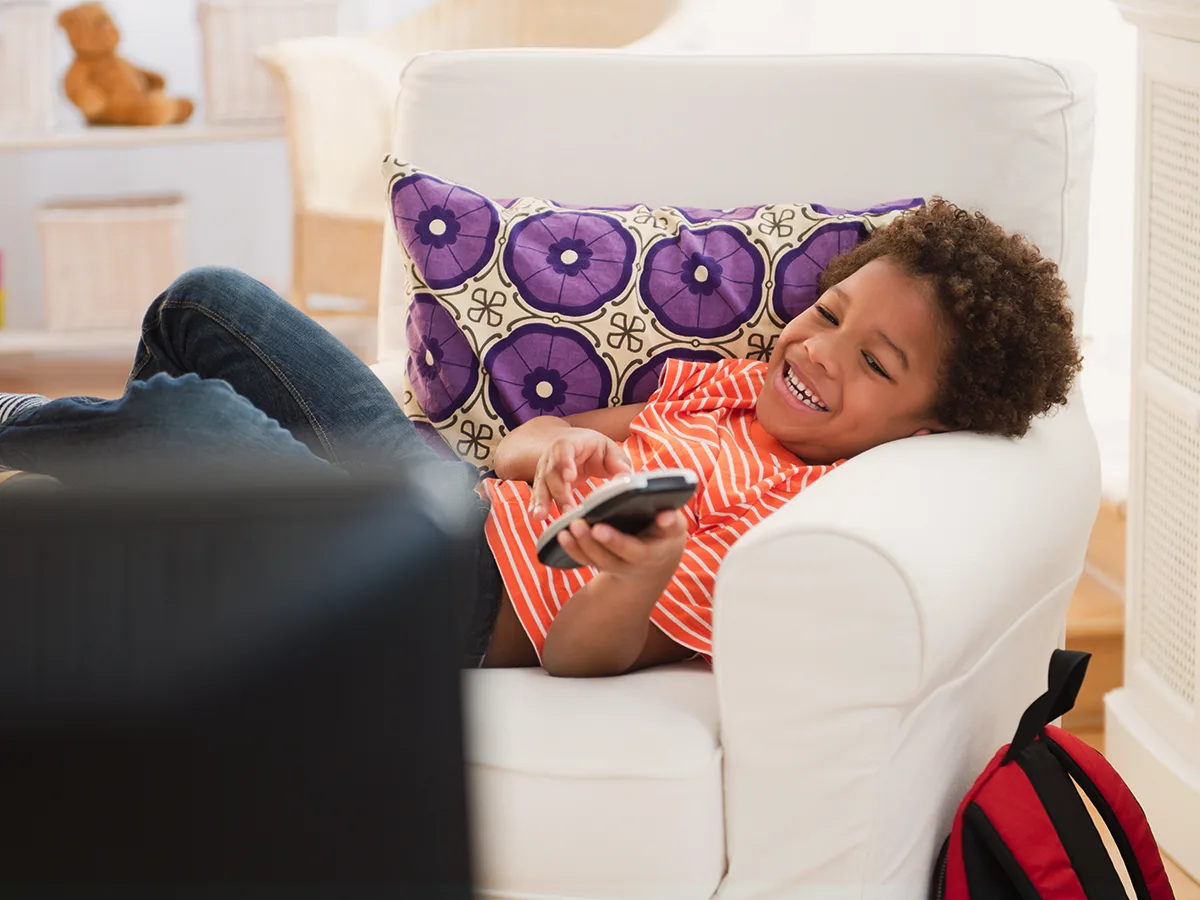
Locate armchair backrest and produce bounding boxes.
[379,50,1095,363]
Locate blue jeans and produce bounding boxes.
[0,267,501,664]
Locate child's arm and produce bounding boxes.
[492,403,646,517]
[540,511,692,678]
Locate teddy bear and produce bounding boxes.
[57,2,194,127]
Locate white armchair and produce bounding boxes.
[372,50,1101,899]
[257,0,698,314]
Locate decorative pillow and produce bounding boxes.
[383,157,923,470]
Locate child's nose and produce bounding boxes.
[802,335,838,379]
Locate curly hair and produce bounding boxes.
[819,198,1082,437]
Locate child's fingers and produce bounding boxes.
[663,509,686,529]
[556,530,591,568]
[590,523,647,564]
[543,467,575,512]
[648,510,688,539]
[603,440,633,475]
[529,460,551,519]
[568,520,624,570]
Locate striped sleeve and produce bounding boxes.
[650,358,748,404]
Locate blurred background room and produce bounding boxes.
[0,0,1135,493]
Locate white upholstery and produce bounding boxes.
[464,663,725,900]
[372,51,1101,899]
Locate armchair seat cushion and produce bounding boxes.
[462,662,726,899]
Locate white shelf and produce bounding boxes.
[0,121,284,151]
[0,328,135,356]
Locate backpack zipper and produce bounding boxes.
[930,837,950,900]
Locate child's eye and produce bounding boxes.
[816,305,838,325]
[863,352,890,379]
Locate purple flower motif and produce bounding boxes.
[679,252,724,296]
[484,323,613,429]
[414,205,461,249]
[811,198,924,217]
[772,221,867,323]
[522,366,568,413]
[405,292,480,422]
[416,334,444,376]
[504,211,636,316]
[546,237,593,276]
[675,205,761,224]
[638,225,765,338]
[621,348,726,405]
[392,173,500,290]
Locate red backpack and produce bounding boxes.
[929,649,1177,900]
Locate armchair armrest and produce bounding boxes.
[259,34,409,220]
[712,400,1100,897]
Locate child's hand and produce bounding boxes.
[555,510,688,582]
[530,428,632,520]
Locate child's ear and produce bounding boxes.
[912,423,949,437]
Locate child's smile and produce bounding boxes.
[756,256,948,464]
[778,361,829,413]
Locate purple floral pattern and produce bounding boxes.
[505,212,636,315]
[392,173,500,290]
[387,160,918,470]
[811,198,923,217]
[639,225,765,337]
[772,221,866,323]
[622,348,726,405]
[405,292,480,422]
[484,323,614,429]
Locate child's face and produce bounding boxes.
[756,257,947,464]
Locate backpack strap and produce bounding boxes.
[1004,649,1091,765]
[943,747,1009,900]
[1043,727,1176,900]
[971,751,1093,897]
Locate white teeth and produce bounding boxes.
[784,367,828,412]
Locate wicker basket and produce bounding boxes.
[199,0,339,123]
[0,0,55,133]
[37,196,188,331]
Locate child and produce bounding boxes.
[0,200,1081,678]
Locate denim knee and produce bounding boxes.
[160,266,270,316]
[123,374,323,467]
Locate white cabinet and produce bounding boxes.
[1108,0,1200,882]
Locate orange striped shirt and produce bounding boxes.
[480,359,841,661]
